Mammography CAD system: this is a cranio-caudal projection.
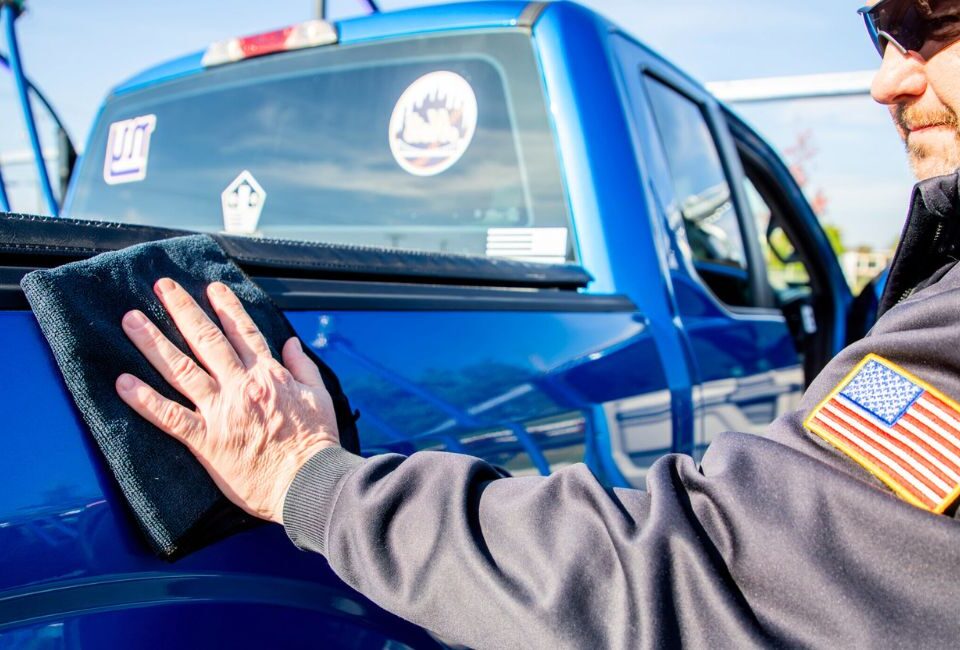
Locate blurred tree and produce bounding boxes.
[823,223,846,256]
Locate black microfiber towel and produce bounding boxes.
[20,234,360,559]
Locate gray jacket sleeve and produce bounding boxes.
[283,264,960,649]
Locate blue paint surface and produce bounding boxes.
[338,1,529,44]
[113,51,205,96]
[0,305,659,642]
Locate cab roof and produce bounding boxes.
[113,1,536,95]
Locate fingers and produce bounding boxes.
[282,337,325,388]
[206,282,271,368]
[116,373,204,444]
[122,309,217,403]
[154,278,244,379]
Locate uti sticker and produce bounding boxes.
[103,114,157,185]
[389,71,478,177]
[221,170,266,235]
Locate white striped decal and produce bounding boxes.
[814,411,941,506]
[827,400,952,493]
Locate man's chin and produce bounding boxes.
[910,156,960,181]
[907,140,960,180]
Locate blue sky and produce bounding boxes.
[0,0,915,248]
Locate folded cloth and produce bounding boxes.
[21,234,359,559]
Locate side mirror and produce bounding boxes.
[766,219,800,265]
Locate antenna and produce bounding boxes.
[315,0,379,19]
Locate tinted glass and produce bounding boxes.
[644,76,752,305]
[743,175,811,294]
[865,0,960,58]
[68,32,572,263]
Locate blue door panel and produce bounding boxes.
[607,34,804,466]
[0,303,671,639]
[284,310,657,466]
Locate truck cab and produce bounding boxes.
[0,1,855,644]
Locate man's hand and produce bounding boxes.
[115,277,340,524]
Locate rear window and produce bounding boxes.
[67,31,573,264]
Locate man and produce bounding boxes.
[869,0,960,180]
[114,1,960,646]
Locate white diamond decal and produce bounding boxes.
[221,170,266,235]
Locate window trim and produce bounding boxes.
[731,117,852,381]
[639,71,774,312]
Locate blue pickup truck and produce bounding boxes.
[0,1,860,645]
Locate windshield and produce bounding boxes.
[67,31,573,263]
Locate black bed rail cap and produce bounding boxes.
[0,212,592,290]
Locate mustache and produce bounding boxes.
[896,104,960,132]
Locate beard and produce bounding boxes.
[896,103,960,180]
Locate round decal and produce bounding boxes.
[389,71,478,177]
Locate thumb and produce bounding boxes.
[282,337,325,388]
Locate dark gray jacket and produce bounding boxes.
[283,174,960,648]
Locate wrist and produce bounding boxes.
[274,440,340,525]
[281,446,368,554]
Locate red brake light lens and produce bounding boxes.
[202,20,338,67]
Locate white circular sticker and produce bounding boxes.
[389,71,478,177]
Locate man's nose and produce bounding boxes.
[871,44,927,105]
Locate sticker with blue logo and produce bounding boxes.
[389,71,478,177]
[103,114,157,185]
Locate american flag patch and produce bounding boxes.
[805,354,960,513]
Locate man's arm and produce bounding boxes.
[283,439,787,648]
[281,428,960,648]
[116,274,960,648]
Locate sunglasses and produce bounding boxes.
[859,0,960,58]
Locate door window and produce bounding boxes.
[644,76,754,307]
[742,174,812,297]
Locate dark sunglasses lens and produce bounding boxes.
[870,0,960,56]
[870,1,922,52]
[924,3,960,53]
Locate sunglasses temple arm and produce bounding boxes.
[877,29,909,55]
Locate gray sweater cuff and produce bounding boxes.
[282,445,366,555]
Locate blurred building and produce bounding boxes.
[841,249,893,293]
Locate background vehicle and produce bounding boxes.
[0,1,860,644]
